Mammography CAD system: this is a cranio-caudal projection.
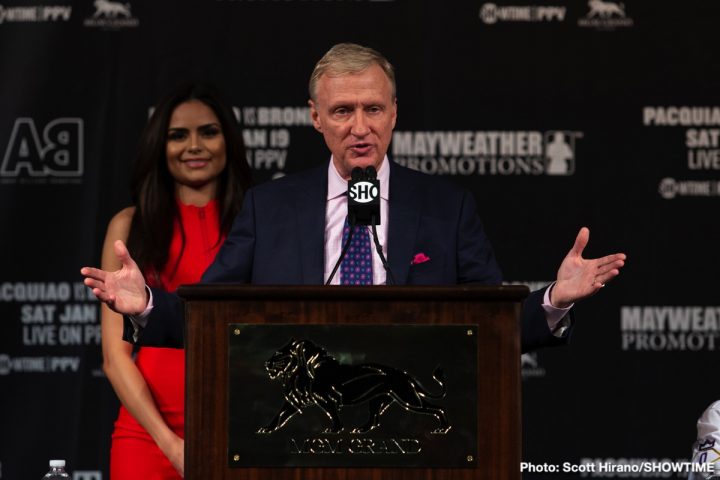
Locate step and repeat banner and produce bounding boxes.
[1,1,718,478]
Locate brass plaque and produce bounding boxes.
[228,324,478,468]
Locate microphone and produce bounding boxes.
[325,165,396,285]
[348,166,380,226]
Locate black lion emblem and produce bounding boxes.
[256,339,450,434]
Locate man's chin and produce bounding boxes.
[350,155,383,171]
[333,155,384,179]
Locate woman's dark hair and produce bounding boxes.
[126,82,253,283]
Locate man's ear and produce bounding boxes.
[390,97,398,130]
[308,99,322,132]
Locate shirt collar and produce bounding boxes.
[327,155,391,201]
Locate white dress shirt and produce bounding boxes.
[323,156,390,285]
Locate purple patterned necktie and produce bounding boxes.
[340,218,373,285]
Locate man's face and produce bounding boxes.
[309,63,397,179]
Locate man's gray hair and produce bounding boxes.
[309,43,396,101]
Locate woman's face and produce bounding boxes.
[166,99,227,189]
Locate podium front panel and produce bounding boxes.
[227,324,478,468]
[182,285,524,480]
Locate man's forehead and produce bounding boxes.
[320,65,391,86]
[316,70,394,103]
[322,91,392,105]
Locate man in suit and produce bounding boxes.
[81,43,626,352]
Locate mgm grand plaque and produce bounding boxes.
[228,324,478,468]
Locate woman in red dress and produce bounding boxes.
[99,83,252,478]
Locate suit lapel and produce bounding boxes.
[295,165,327,285]
[388,162,420,285]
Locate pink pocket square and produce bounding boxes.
[410,253,431,265]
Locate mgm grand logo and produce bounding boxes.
[256,339,450,453]
[290,437,421,455]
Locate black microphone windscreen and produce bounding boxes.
[351,167,364,181]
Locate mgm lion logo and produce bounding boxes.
[92,0,132,19]
[587,0,625,18]
[256,339,451,435]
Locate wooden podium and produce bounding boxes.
[179,285,527,480]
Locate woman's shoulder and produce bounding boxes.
[106,206,136,238]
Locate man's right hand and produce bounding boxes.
[81,240,148,315]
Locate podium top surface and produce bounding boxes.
[176,284,530,301]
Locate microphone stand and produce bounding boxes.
[371,214,396,285]
[325,215,356,285]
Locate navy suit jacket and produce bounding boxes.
[126,161,569,352]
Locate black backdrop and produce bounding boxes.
[1,1,718,478]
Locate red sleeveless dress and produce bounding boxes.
[110,199,223,479]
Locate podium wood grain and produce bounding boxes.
[180,285,525,480]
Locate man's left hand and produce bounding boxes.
[550,227,626,308]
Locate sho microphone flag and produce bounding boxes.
[348,166,380,226]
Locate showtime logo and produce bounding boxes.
[479,3,566,25]
[348,182,378,203]
[658,177,720,199]
[0,118,84,183]
[621,306,720,351]
[0,354,81,374]
[0,5,71,24]
[392,130,581,176]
